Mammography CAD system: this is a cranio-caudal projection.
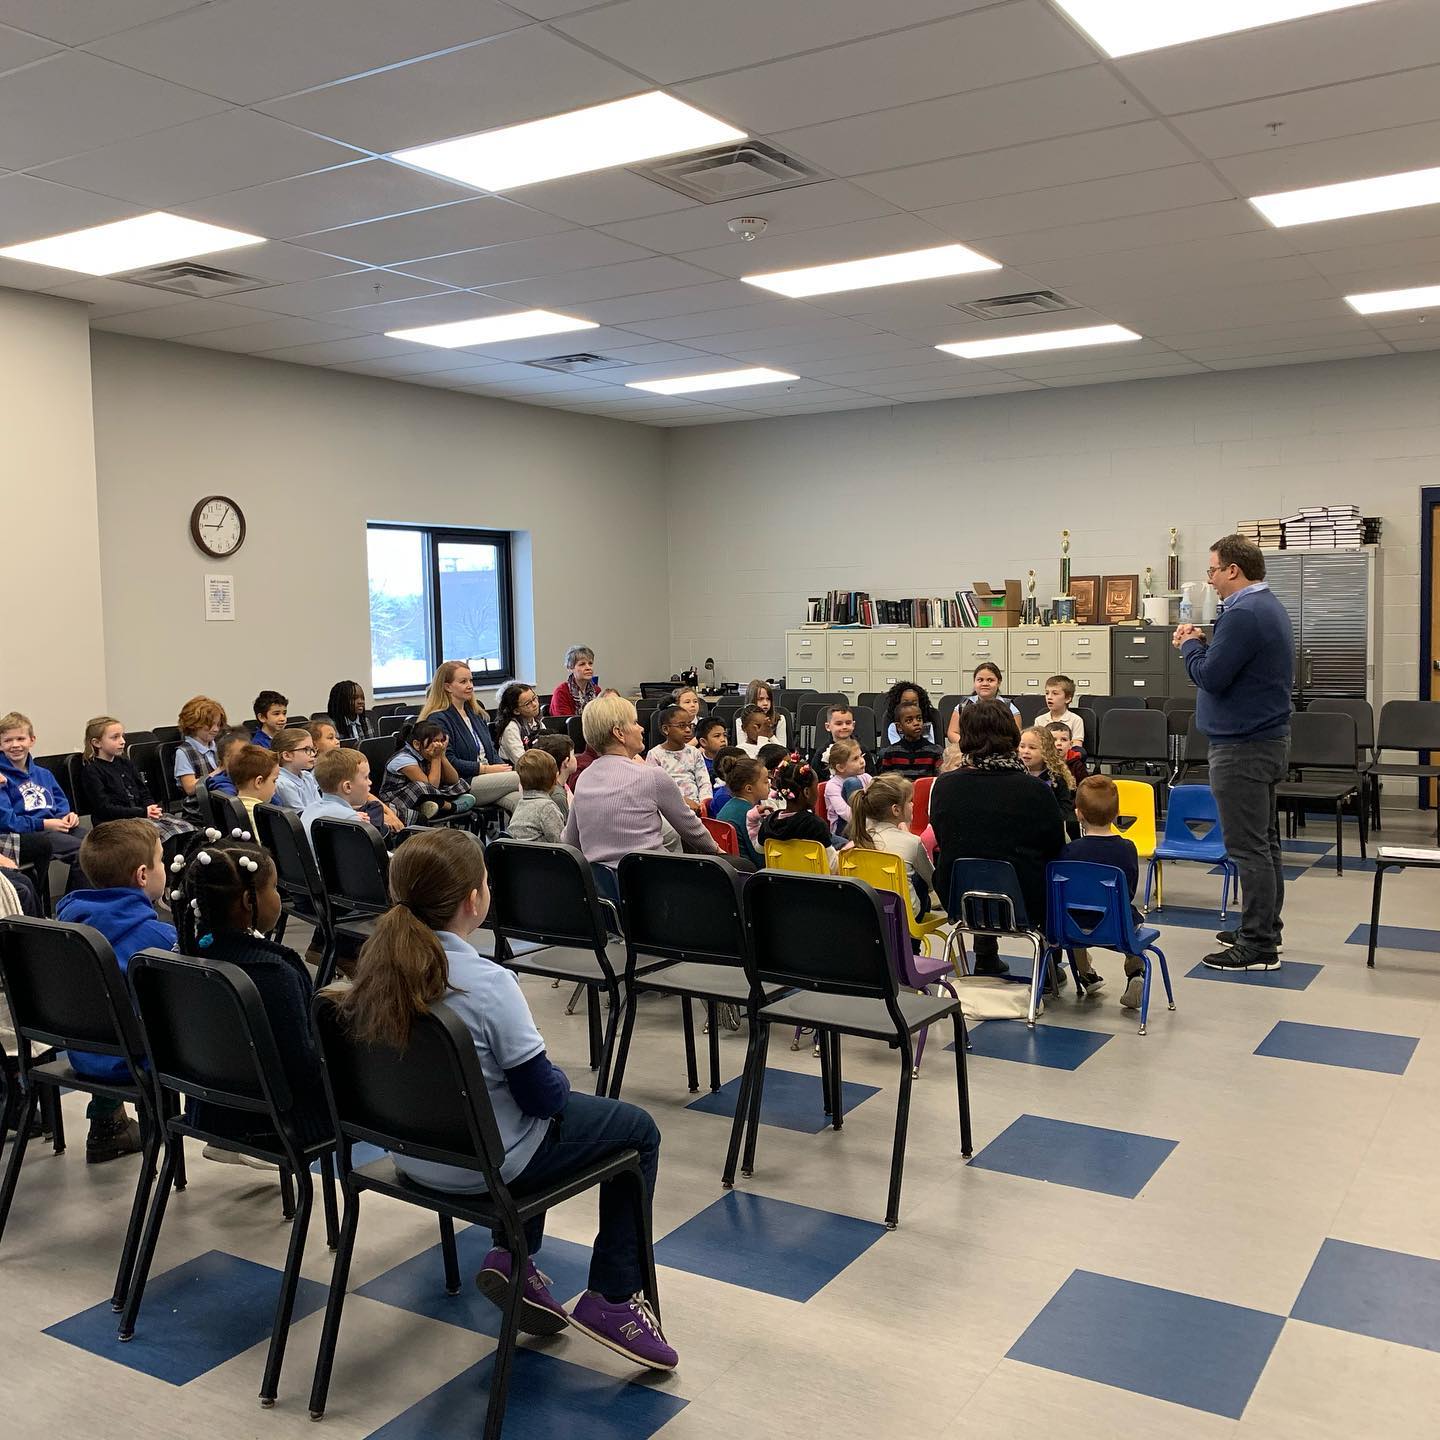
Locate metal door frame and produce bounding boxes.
[1421,487,1440,812]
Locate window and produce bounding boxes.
[367,524,514,694]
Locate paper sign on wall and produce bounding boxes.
[205,573,235,622]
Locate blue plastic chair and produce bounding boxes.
[1142,784,1237,918]
[1044,861,1174,1036]
[944,859,1051,1027]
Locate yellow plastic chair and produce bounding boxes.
[1113,778,1161,907]
[838,848,948,958]
[762,838,829,874]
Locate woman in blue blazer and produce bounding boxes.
[418,662,521,813]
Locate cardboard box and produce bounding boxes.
[973,579,1022,628]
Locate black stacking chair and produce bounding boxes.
[857,692,882,715]
[936,694,963,746]
[1307,697,1375,769]
[724,872,972,1229]
[1165,708,1194,780]
[541,715,570,736]
[610,853,784,1099]
[152,726,181,743]
[376,714,408,739]
[794,694,846,751]
[1074,705,1098,756]
[156,741,187,811]
[1276,711,1368,874]
[1368,700,1440,840]
[565,715,586,751]
[125,741,168,812]
[369,702,405,720]
[35,753,82,816]
[710,697,742,728]
[1096,709,1170,787]
[0,918,164,1312]
[306,994,660,1437]
[310,817,391,971]
[120,951,337,1405]
[1012,692,1047,726]
[485,840,625,1094]
[358,737,394,776]
[1176,719,1210,784]
[850,704,880,755]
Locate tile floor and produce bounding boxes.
[4,812,1440,1437]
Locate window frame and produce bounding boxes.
[367,521,515,696]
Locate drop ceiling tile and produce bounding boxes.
[598,341,720,365]
[801,346,951,377]
[618,299,820,341]
[43,276,190,318]
[816,361,969,387]
[919,164,1235,242]
[678,212,955,277]
[504,0,612,17]
[257,27,640,153]
[33,110,360,208]
[1062,259,1330,310]
[328,290,512,331]
[249,335,420,365]
[1205,343,1393,370]
[861,121,1198,212]
[300,198,574,266]
[697,318,887,355]
[1102,281,1349,335]
[775,65,1144,178]
[332,350,496,376]
[87,0,525,105]
[981,200,1265,267]
[1154,317,1377,350]
[403,363,522,388]
[740,331,921,366]
[401,229,652,287]
[0,1,204,45]
[801,270,1047,320]
[1171,64,1440,159]
[1212,117,1440,197]
[452,327,646,362]
[226,240,363,283]
[1391,335,1440,351]
[997,346,1198,379]
[513,170,696,227]
[0,51,226,169]
[0,21,58,69]
[576,279,771,325]
[1116,2,1440,115]
[1019,231,1303,292]
[1041,363,1209,387]
[182,315,369,352]
[236,269,455,318]
[1279,206,1440,255]
[1179,330,1396,363]
[94,297,285,338]
[1303,235,1440,279]
[677,1,1096,134]
[478,256,723,308]
[0,174,142,247]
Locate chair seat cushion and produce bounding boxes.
[636,961,763,1001]
[506,940,632,983]
[1369,762,1440,779]
[758,988,958,1039]
[1153,841,1227,862]
[1134,926,1161,949]
[32,1059,142,1097]
[1276,780,1359,800]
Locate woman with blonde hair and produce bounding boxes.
[418,661,519,813]
[328,827,675,1369]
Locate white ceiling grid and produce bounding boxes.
[0,0,1436,425]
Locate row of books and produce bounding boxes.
[805,592,989,627]
[1236,505,1380,551]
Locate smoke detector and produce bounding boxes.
[727,216,768,241]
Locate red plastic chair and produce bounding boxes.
[813,786,829,825]
[911,776,934,836]
[702,816,739,855]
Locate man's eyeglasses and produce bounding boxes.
[1205,564,1234,578]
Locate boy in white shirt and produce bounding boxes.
[1044,675,1085,749]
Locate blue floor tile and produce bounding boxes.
[1254,1020,1419,1075]
[1141,904,1227,932]
[1291,1239,1440,1353]
[357,1226,593,1336]
[1185,960,1323,991]
[1207,862,1307,882]
[971,1114,1177,1199]
[654,1190,885,1302]
[364,1346,686,1439]
[44,1249,327,1385]
[955,1021,1113,1071]
[686,1066,879,1134]
[1345,922,1440,953]
[1278,839,1336,854]
[1008,1269,1284,1419]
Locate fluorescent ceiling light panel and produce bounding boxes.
[743,243,1001,298]
[937,323,1140,360]
[392,92,745,192]
[386,310,598,348]
[627,367,797,395]
[1251,165,1440,227]
[1053,1,1381,58]
[0,212,263,276]
[1345,283,1440,315]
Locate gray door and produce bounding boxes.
[1300,552,1369,699]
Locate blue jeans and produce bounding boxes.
[1208,737,1290,951]
[497,1092,659,1298]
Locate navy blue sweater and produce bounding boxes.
[427,704,502,780]
[1182,585,1293,743]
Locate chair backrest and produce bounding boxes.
[1162,697,1194,714]
[837,847,911,918]
[485,838,610,951]
[359,736,395,774]
[1112,778,1159,858]
[377,714,408,739]
[763,837,829,874]
[255,803,328,921]
[857,692,882,715]
[1045,861,1145,954]
[566,715,586,751]
[128,950,292,1125]
[157,740,186,807]
[710,697,742,725]
[937,694,963,746]
[311,817,391,914]
[1166,707,1194,739]
[617,852,748,973]
[1375,700,1440,755]
[849,704,880,753]
[0,917,147,1069]
[1098,708,1168,764]
[311,993,504,1185]
[126,740,167,807]
[1160,784,1226,854]
[1074,706,1097,752]
[744,871,898,1003]
[943,856,1034,932]
[1306,697,1374,751]
[910,776,934,835]
[152,725,181,743]
[700,816,739,854]
[34,753,81,812]
[211,791,253,840]
[369,702,405,719]
[1288,710,1360,773]
[1015,692,1049,726]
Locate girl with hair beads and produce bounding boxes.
[326,828,675,1369]
[759,755,848,865]
[1019,725,1078,835]
[168,832,328,1161]
[848,775,938,921]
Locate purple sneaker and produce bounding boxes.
[569,1292,677,1371]
[475,1248,569,1336]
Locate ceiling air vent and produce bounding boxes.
[524,353,626,374]
[950,290,1077,321]
[111,261,277,298]
[632,140,821,203]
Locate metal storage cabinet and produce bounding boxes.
[1111,627,1169,697]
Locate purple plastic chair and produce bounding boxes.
[876,890,957,1077]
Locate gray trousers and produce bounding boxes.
[1207,736,1290,951]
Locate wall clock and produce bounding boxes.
[189,495,246,558]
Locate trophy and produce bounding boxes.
[1025,569,1038,624]
[1143,565,1154,597]
[1059,530,1071,595]
[1167,527,1179,592]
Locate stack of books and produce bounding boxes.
[1364,516,1383,545]
[804,592,984,627]
[1236,518,1284,549]
[1280,504,1364,549]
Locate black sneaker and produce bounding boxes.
[1202,946,1281,972]
[86,1113,143,1164]
[1215,929,1283,954]
[973,956,1010,977]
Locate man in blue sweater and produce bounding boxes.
[1174,535,1294,971]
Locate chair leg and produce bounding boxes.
[1138,954,1152,1037]
[951,1012,973,1157]
[885,1042,916,1230]
[609,990,642,1100]
[46,1086,65,1154]
[1367,865,1387,967]
[110,1121,161,1312]
[722,1023,763,1188]
[628,1161,661,1322]
[1358,787,1369,859]
[817,1030,832,1117]
[1027,945,1047,1028]
[1154,945,1175,1012]
[481,1230,531,1440]
[740,1024,770,1179]
[706,1001,721,1095]
[439,1214,461,1295]
[278,1164,296,1221]
[830,1034,844,1131]
[0,1089,37,1244]
[308,1189,361,1420]
[319,1152,339,1251]
[118,1138,180,1340]
[676,996,697,1094]
[259,1164,314,1405]
[912,1015,928,1079]
[585,987,601,1071]
[1335,805,1344,876]
[594,984,622,1097]
[1142,859,1156,913]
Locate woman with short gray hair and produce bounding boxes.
[549,645,601,717]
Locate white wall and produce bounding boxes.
[90,333,669,727]
[0,290,107,749]
[665,352,1437,706]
